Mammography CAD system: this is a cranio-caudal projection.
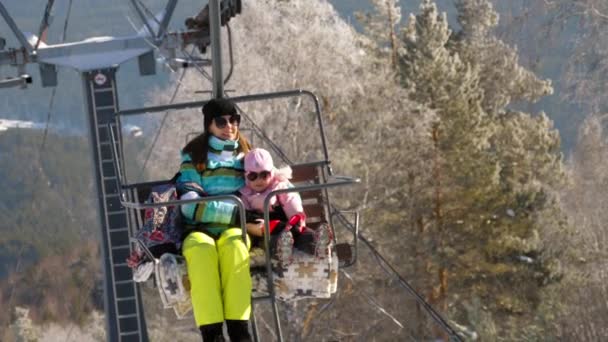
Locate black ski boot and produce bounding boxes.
[226,320,252,342]
[199,322,225,342]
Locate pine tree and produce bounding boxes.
[355,0,402,68]
[452,0,553,115]
[397,0,568,338]
[398,0,498,317]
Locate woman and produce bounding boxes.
[177,98,256,341]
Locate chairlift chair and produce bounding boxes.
[111,89,360,342]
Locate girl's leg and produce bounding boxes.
[182,231,224,327]
[313,223,333,259]
[270,223,294,267]
[292,226,315,255]
[293,224,333,258]
[217,228,252,322]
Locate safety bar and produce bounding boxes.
[119,193,249,244]
[261,175,360,341]
[119,160,332,190]
[121,178,177,190]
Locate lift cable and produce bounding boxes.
[138,65,189,179]
[342,271,405,329]
[119,11,209,182]
[135,0,162,27]
[34,0,55,50]
[60,0,73,42]
[331,212,464,341]
[38,0,72,158]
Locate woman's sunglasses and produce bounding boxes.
[246,170,271,182]
[214,114,241,129]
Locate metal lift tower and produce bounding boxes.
[0,1,232,340]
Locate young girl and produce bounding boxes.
[239,148,332,267]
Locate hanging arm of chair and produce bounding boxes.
[331,209,360,268]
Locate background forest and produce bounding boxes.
[1,0,608,341]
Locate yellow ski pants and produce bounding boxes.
[182,228,251,326]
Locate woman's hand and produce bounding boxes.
[246,219,264,237]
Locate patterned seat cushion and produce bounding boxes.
[251,249,338,301]
[154,247,338,319]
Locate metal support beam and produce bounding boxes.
[0,30,208,73]
[129,0,156,38]
[39,63,57,87]
[209,0,224,98]
[0,74,31,89]
[82,68,148,342]
[157,0,178,39]
[0,2,34,54]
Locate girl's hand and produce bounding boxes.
[287,213,306,233]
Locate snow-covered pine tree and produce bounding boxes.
[398,0,496,321]
[453,6,569,337]
[355,0,402,68]
[453,0,553,115]
[395,0,569,338]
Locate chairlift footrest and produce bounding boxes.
[335,243,353,266]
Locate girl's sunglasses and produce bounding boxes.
[246,170,271,182]
[214,114,241,129]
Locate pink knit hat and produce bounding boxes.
[244,148,274,173]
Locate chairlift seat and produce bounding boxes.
[121,160,358,317]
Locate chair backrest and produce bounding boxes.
[290,161,354,264]
[124,161,331,227]
[289,161,331,231]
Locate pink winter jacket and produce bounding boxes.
[238,167,306,222]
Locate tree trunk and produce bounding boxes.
[432,124,449,341]
[386,0,399,69]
